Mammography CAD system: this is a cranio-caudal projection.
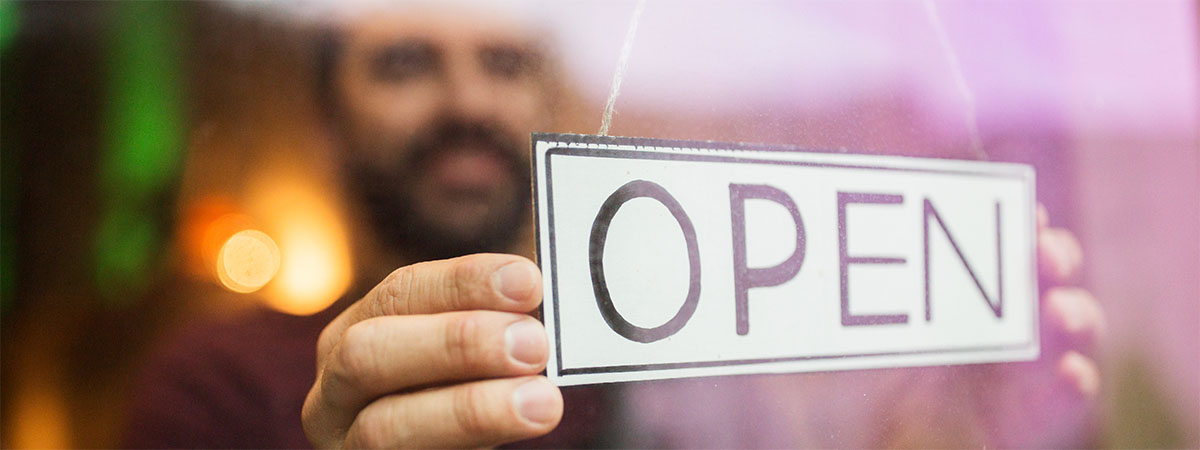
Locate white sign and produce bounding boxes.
[532,133,1038,386]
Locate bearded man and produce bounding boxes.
[125,4,1104,448]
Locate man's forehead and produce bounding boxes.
[339,6,541,50]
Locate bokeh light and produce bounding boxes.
[215,229,280,294]
[9,367,69,449]
[248,171,353,316]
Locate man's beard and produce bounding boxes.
[343,118,531,262]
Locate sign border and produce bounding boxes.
[531,133,1039,382]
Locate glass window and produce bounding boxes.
[1,1,1196,448]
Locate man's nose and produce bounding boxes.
[442,55,499,122]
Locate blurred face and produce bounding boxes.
[331,9,552,261]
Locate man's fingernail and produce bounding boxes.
[494,261,536,302]
[513,378,560,425]
[505,319,547,366]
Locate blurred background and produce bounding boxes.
[1,1,1196,447]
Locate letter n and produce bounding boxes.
[923,198,1003,321]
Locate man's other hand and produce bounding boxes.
[968,204,1106,447]
[302,254,562,449]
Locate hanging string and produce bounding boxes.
[598,0,647,137]
[922,0,988,161]
[597,0,983,159]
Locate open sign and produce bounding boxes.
[532,133,1038,386]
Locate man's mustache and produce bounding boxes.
[401,119,525,176]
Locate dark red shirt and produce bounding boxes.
[123,302,608,448]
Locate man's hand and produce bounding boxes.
[879,204,1105,447]
[302,254,562,449]
[968,205,1106,447]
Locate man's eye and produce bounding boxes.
[481,46,539,80]
[371,43,437,82]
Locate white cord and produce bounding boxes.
[922,0,988,160]
[598,0,647,137]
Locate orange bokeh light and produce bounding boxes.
[182,152,353,315]
[247,171,353,316]
[215,229,280,294]
[8,362,70,449]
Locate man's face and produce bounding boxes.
[331,9,552,261]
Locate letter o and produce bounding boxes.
[589,180,701,343]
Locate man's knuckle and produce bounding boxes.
[300,392,342,450]
[300,392,321,438]
[452,383,493,436]
[332,322,380,388]
[1077,289,1099,306]
[447,258,479,310]
[1049,286,1079,301]
[346,410,392,449]
[1062,287,1093,307]
[1062,230,1082,251]
[444,314,485,372]
[380,266,418,316]
[315,325,339,365]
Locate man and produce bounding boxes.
[301,5,573,447]
[126,5,593,448]
[126,3,1104,448]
